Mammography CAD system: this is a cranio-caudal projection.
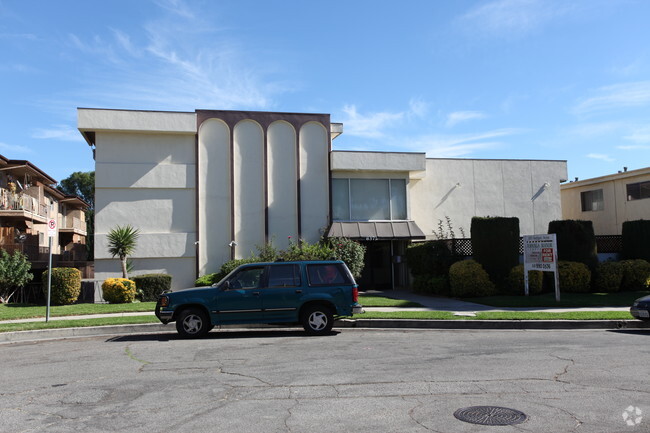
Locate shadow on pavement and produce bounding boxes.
[105,329,340,342]
[606,329,650,336]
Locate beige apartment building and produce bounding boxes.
[561,166,650,235]
[0,155,89,278]
[79,108,567,290]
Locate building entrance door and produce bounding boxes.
[358,241,392,290]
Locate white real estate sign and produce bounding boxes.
[523,234,560,301]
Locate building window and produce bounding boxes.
[627,181,650,201]
[580,189,604,212]
[332,178,407,221]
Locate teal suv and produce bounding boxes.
[156,260,364,338]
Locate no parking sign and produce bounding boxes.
[47,218,57,237]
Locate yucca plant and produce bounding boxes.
[107,225,140,279]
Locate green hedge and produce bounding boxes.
[471,217,520,285]
[557,261,591,293]
[593,261,624,293]
[449,259,496,297]
[505,264,543,295]
[132,274,172,301]
[620,259,650,291]
[42,268,81,305]
[548,220,598,271]
[622,220,650,261]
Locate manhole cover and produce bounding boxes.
[454,406,528,426]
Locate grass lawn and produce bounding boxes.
[0,315,160,333]
[358,295,422,308]
[360,311,635,320]
[465,291,649,308]
[0,302,156,321]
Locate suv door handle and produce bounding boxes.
[295,290,303,294]
[252,291,260,296]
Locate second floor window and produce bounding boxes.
[332,178,407,221]
[627,181,650,201]
[580,189,604,212]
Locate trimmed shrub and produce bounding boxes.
[195,273,219,286]
[471,217,520,285]
[505,264,543,295]
[557,261,591,293]
[407,240,460,278]
[42,267,81,305]
[328,237,366,278]
[132,274,172,301]
[449,260,496,298]
[413,275,449,296]
[622,220,650,261]
[620,259,650,291]
[102,278,137,303]
[280,241,334,262]
[593,261,624,293]
[548,220,598,271]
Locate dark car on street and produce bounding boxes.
[631,294,650,321]
[156,260,363,338]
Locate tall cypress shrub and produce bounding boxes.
[470,217,520,285]
[548,220,598,271]
[622,220,650,261]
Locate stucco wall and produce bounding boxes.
[410,159,567,237]
[561,169,650,235]
[94,131,197,289]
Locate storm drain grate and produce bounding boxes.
[454,406,528,426]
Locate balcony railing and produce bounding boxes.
[63,216,87,232]
[0,187,47,218]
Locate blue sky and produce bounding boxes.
[1,0,650,183]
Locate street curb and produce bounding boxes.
[337,319,650,330]
[1,319,649,343]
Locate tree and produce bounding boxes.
[0,249,34,303]
[107,225,140,279]
[58,171,95,260]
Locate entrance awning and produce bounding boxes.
[327,221,426,241]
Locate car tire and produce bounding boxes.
[176,308,211,338]
[301,305,334,335]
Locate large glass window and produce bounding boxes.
[332,178,407,221]
[627,181,650,201]
[580,189,604,212]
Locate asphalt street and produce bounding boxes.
[0,327,648,432]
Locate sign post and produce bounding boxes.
[46,218,57,322]
[523,234,560,301]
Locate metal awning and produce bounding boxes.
[327,221,426,241]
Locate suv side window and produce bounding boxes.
[267,264,301,287]
[228,267,265,289]
[307,263,350,286]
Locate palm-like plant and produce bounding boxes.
[107,225,140,278]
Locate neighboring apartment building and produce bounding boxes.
[0,155,90,276]
[78,108,567,290]
[561,166,650,235]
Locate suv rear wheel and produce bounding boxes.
[176,308,211,338]
[301,305,334,335]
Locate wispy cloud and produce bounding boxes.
[445,110,487,127]
[32,125,85,142]
[458,0,574,37]
[573,81,650,116]
[617,144,650,150]
[0,142,34,154]
[622,128,650,144]
[66,0,285,110]
[409,128,524,157]
[339,105,405,139]
[587,153,615,162]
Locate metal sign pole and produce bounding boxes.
[46,236,52,322]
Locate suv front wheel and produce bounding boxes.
[301,305,334,335]
[176,308,211,338]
